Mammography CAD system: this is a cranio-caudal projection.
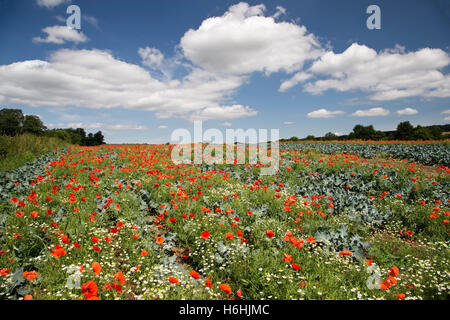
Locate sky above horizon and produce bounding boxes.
[0,0,449,143]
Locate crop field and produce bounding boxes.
[0,141,448,300]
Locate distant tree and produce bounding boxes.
[349,124,383,140]
[0,108,24,136]
[395,121,414,140]
[23,115,46,135]
[323,132,337,140]
[304,135,315,140]
[93,131,105,145]
[412,125,432,140]
[429,126,442,140]
[289,136,300,141]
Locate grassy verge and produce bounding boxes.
[0,134,72,171]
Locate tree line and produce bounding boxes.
[281,121,447,142]
[0,108,105,146]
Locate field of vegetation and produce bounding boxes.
[0,141,448,300]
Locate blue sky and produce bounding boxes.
[0,0,449,143]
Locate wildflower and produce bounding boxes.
[388,266,399,277]
[114,271,126,285]
[205,277,213,288]
[92,262,102,276]
[81,281,98,299]
[141,249,149,257]
[219,283,232,295]
[266,230,275,238]
[291,263,301,270]
[397,293,405,300]
[156,236,165,244]
[338,250,351,256]
[169,277,179,284]
[189,270,200,280]
[225,232,234,241]
[201,231,210,240]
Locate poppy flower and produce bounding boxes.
[338,250,351,256]
[225,232,234,241]
[201,231,210,240]
[266,230,275,238]
[189,270,200,280]
[169,277,179,284]
[81,281,98,299]
[205,277,212,288]
[141,249,149,257]
[156,236,165,244]
[397,293,405,300]
[388,266,399,277]
[219,283,232,295]
[116,221,124,228]
[91,236,99,244]
[92,262,102,276]
[114,271,126,285]
[291,263,301,270]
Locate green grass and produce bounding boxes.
[0,134,72,171]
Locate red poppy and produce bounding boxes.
[169,276,179,284]
[81,281,98,299]
[201,231,210,240]
[266,230,275,238]
[219,283,232,295]
[189,270,200,280]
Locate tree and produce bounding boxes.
[23,115,46,135]
[93,131,105,145]
[395,121,414,140]
[289,136,299,141]
[412,126,432,141]
[429,126,442,140]
[0,108,24,136]
[304,135,315,141]
[323,132,337,140]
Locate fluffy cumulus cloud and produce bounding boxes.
[300,43,450,101]
[306,108,345,118]
[0,49,255,121]
[48,122,148,131]
[352,107,390,117]
[36,0,70,8]
[180,2,322,75]
[396,107,418,115]
[138,47,164,69]
[33,25,88,44]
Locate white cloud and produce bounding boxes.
[273,6,286,19]
[221,122,233,127]
[279,72,311,92]
[444,116,450,121]
[83,15,99,29]
[441,109,450,114]
[396,107,418,115]
[188,105,257,121]
[0,49,256,121]
[33,25,88,44]
[37,0,70,8]
[352,107,390,117]
[180,2,322,75]
[302,43,450,100]
[306,108,345,118]
[158,125,168,129]
[138,47,164,69]
[49,122,148,131]
[283,121,294,125]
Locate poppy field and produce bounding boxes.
[0,141,449,300]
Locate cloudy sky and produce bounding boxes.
[0,0,449,143]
